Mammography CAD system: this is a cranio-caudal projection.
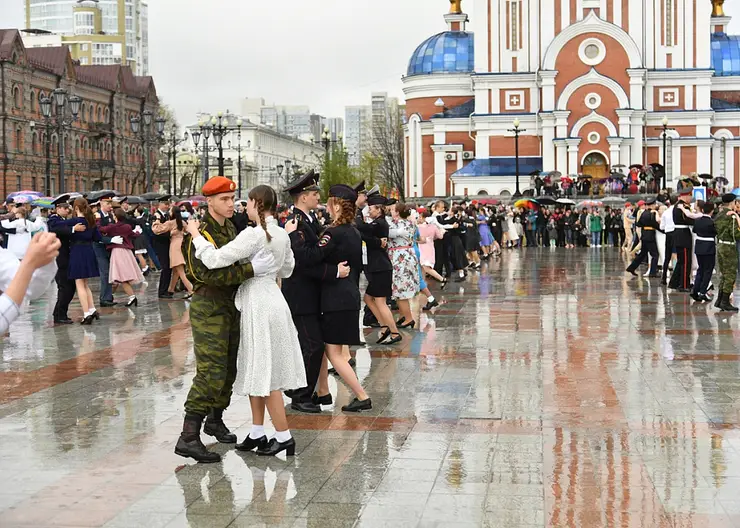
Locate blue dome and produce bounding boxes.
[407,31,474,77]
[711,33,740,76]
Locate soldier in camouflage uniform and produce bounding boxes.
[175,176,273,463]
[714,193,740,313]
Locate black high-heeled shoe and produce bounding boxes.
[257,437,296,457]
[385,333,402,345]
[396,316,406,326]
[80,314,94,325]
[235,434,268,452]
[440,279,448,289]
[126,297,138,307]
[399,319,416,329]
[376,326,391,344]
[92,310,100,320]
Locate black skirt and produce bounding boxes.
[321,310,363,345]
[365,270,392,298]
[465,228,481,252]
[450,236,468,270]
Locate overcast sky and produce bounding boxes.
[2,0,740,125]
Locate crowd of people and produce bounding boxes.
[4,173,740,462]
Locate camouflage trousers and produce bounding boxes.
[184,295,240,417]
[718,244,738,294]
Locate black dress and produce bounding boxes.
[68,218,100,280]
[357,217,393,298]
[293,223,364,345]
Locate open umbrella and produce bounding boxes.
[602,196,627,205]
[733,188,740,197]
[537,196,558,206]
[6,192,42,204]
[560,175,574,184]
[186,195,206,203]
[86,189,118,203]
[629,164,644,170]
[698,173,713,180]
[528,169,541,177]
[609,171,626,179]
[31,197,55,209]
[514,198,538,210]
[140,192,169,202]
[715,176,729,185]
[125,196,146,205]
[577,200,603,208]
[556,198,575,205]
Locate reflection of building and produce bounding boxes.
[404,0,740,197]
[23,0,149,75]
[345,105,371,166]
[0,29,160,198]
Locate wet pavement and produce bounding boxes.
[2,248,740,527]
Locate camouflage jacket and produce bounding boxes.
[714,206,740,245]
[184,212,254,291]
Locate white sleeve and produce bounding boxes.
[278,237,295,279]
[0,293,20,334]
[0,247,56,303]
[192,227,264,270]
[660,211,667,230]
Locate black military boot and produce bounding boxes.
[203,409,237,443]
[715,291,723,308]
[175,413,221,463]
[719,292,740,313]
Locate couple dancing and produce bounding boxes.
[175,177,307,463]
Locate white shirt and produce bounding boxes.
[661,205,675,233]
[0,247,57,334]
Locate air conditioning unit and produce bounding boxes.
[462,151,474,160]
[445,153,457,161]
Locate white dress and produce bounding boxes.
[1,219,33,260]
[192,216,307,397]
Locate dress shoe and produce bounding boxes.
[384,332,402,345]
[100,301,117,308]
[290,401,321,413]
[174,435,221,463]
[423,299,440,311]
[91,310,100,320]
[396,316,406,326]
[676,288,691,293]
[158,293,174,299]
[626,269,638,277]
[203,410,237,443]
[341,397,372,412]
[690,292,704,302]
[312,392,333,406]
[399,319,416,329]
[80,314,94,325]
[54,318,74,325]
[376,327,391,344]
[648,274,660,278]
[235,435,268,452]
[440,279,448,290]
[125,297,138,307]
[257,437,296,457]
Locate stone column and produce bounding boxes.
[566,138,581,175]
[541,113,556,171]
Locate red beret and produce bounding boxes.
[202,176,237,197]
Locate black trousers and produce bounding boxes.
[53,267,76,321]
[662,232,674,283]
[434,236,451,277]
[693,254,715,295]
[627,239,659,275]
[153,241,171,296]
[671,245,692,289]
[289,314,325,404]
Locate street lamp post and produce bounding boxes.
[656,116,675,192]
[40,88,81,194]
[160,125,189,195]
[191,112,244,184]
[508,118,526,198]
[130,110,165,193]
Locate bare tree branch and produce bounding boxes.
[371,110,405,198]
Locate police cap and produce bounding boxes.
[722,193,737,204]
[51,194,71,206]
[354,180,366,194]
[367,194,388,206]
[366,184,380,197]
[645,196,657,206]
[329,184,357,202]
[284,170,320,195]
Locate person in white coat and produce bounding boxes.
[186,184,305,458]
[2,206,34,259]
[0,232,60,334]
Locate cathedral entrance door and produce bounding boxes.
[582,152,608,181]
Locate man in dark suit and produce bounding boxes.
[152,196,173,299]
[282,170,348,413]
[91,191,118,307]
[48,195,83,324]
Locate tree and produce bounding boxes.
[320,143,355,199]
[354,152,382,187]
[372,109,406,198]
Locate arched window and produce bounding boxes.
[96,106,102,122]
[107,141,112,159]
[83,139,89,158]
[81,103,87,122]
[31,132,38,154]
[124,146,129,164]
[75,138,81,159]
[30,91,36,114]
[104,108,110,124]
[15,127,23,152]
[13,86,21,109]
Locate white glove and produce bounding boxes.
[110,236,124,245]
[250,248,276,277]
[133,226,143,234]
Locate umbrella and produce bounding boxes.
[6,192,42,204]
[629,164,643,170]
[86,189,118,203]
[140,192,170,201]
[528,169,541,176]
[609,171,627,179]
[715,176,729,185]
[560,175,574,184]
[602,196,627,205]
[514,198,538,210]
[733,188,740,197]
[543,171,562,179]
[698,173,713,180]
[186,195,206,203]
[31,197,55,209]
[578,174,593,180]
[537,196,558,206]
[125,196,146,205]
[577,200,603,208]
[556,198,575,205]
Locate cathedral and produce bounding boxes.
[403,0,740,197]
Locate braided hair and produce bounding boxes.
[248,184,278,243]
[329,197,356,226]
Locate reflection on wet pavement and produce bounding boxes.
[2,249,740,526]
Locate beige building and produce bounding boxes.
[23,0,149,75]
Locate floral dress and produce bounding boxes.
[388,218,420,300]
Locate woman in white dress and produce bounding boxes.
[2,206,34,259]
[185,185,306,457]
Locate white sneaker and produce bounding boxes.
[597,245,602,248]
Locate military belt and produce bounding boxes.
[195,285,238,300]
[674,225,690,229]
[719,240,736,246]
[695,236,715,242]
